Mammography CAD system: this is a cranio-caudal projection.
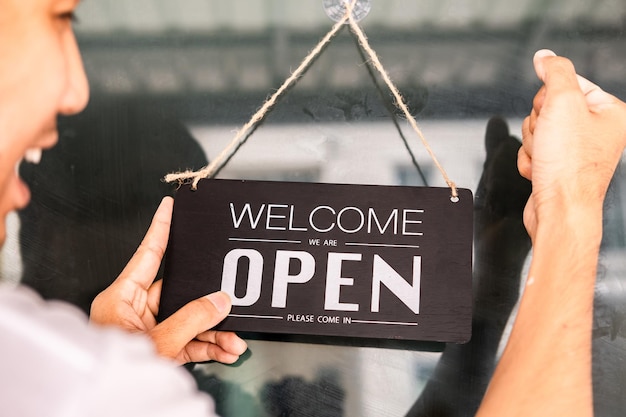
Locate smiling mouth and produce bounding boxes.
[15,148,43,177]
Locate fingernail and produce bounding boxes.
[235,338,248,355]
[158,196,173,210]
[206,292,231,314]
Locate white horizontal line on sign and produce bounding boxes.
[229,237,301,244]
[351,320,418,326]
[228,314,284,320]
[345,242,421,248]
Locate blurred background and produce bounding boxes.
[3,1,626,416]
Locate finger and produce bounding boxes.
[574,72,615,110]
[527,106,538,136]
[521,115,533,152]
[577,74,618,110]
[182,331,248,364]
[530,87,544,129]
[181,340,242,365]
[517,146,532,181]
[147,279,162,317]
[149,291,232,360]
[523,195,538,241]
[576,73,603,98]
[196,330,248,355]
[519,116,533,180]
[117,197,174,289]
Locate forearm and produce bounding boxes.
[477,205,602,416]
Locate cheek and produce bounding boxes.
[31,41,68,109]
[9,33,68,140]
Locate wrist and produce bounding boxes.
[530,203,603,298]
[534,192,604,246]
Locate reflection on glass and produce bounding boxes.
[3,1,625,416]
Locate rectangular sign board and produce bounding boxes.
[159,179,473,343]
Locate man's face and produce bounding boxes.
[0,0,89,244]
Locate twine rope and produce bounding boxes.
[348,28,428,187]
[344,1,457,198]
[164,11,349,189]
[165,0,458,200]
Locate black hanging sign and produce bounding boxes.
[158,179,473,343]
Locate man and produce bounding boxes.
[478,49,626,415]
[0,1,246,414]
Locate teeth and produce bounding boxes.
[24,148,42,164]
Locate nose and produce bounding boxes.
[58,30,90,115]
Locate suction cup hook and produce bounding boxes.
[322,0,372,23]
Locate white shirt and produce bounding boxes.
[0,284,218,417]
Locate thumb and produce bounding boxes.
[115,197,173,290]
[532,49,557,82]
[149,291,232,360]
[533,49,581,95]
[534,49,609,108]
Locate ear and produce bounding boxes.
[484,116,510,156]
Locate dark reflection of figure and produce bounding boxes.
[405,117,532,417]
[18,98,208,314]
[592,177,626,415]
[593,297,626,415]
[260,369,344,417]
